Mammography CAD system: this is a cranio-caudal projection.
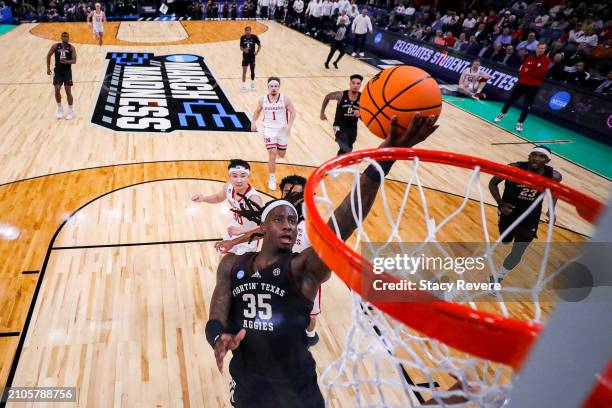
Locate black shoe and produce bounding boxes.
[333,61,338,69]
[306,333,319,348]
[324,62,329,69]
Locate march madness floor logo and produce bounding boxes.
[92,53,251,133]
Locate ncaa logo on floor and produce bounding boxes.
[92,52,251,133]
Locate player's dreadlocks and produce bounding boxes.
[232,188,305,243]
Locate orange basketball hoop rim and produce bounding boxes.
[304,147,610,406]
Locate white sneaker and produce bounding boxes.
[515,122,523,132]
[351,52,357,57]
[56,106,64,119]
[268,175,276,190]
[66,110,75,120]
[241,84,247,93]
[359,52,365,57]
[250,81,255,91]
[493,113,505,123]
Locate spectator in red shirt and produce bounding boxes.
[443,31,456,47]
[494,43,550,132]
[433,29,445,46]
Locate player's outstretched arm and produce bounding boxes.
[320,91,342,120]
[206,253,246,372]
[293,114,438,294]
[192,185,226,203]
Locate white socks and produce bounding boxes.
[305,328,316,337]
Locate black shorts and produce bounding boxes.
[230,372,324,408]
[499,210,540,243]
[53,68,73,86]
[334,126,358,153]
[242,54,256,66]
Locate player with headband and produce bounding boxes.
[192,159,263,255]
[250,76,297,191]
[205,114,438,406]
[489,145,562,284]
[215,175,322,347]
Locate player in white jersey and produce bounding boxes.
[192,160,263,255]
[250,77,297,191]
[87,3,106,47]
[457,58,491,99]
[215,175,322,347]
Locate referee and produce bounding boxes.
[319,74,363,156]
[324,18,347,69]
[494,43,550,132]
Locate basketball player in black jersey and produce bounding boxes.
[319,74,363,156]
[240,26,261,93]
[488,146,562,283]
[46,32,77,120]
[206,113,438,407]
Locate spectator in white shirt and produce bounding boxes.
[259,0,270,18]
[322,0,332,22]
[404,4,415,20]
[293,0,305,23]
[347,4,358,19]
[351,7,372,57]
[337,0,349,14]
[337,9,349,26]
[462,13,477,30]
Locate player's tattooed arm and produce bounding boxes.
[320,91,343,120]
[209,253,238,325]
[294,114,438,298]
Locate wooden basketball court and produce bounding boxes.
[0,20,609,406]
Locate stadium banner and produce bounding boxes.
[363,28,611,141]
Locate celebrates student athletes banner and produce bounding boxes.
[92,53,251,133]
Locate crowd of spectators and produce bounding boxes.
[367,0,610,94]
[2,0,610,94]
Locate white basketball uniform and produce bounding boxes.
[461,67,486,92]
[293,218,321,316]
[225,183,261,255]
[92,11,104,34]
[262,93,289,150]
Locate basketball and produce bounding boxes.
[359,66,442,139]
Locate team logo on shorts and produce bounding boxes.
[237,270,245,279]
[273,268,281,276]
[92,52,251,133]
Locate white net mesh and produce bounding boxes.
[311,155,590,407]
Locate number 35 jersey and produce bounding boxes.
[227,252,316,381]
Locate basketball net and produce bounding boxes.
[303,148,609,407]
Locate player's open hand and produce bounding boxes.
[320,113,327,121]
[381,114,438,149]
[499,202,515,216]
[191,193,205,202]
[214,329,246,372]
